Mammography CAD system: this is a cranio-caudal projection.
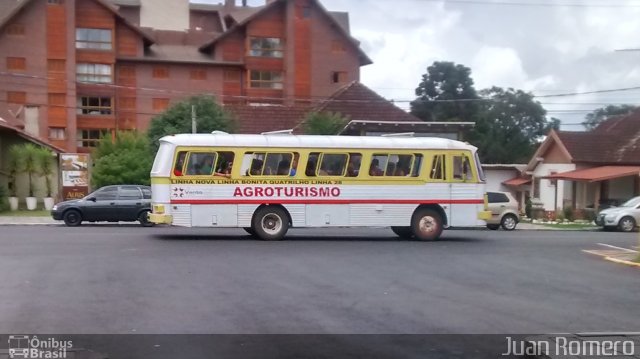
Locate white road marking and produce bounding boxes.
[597,243,638,253]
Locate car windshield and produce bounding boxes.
[620,197,640,207]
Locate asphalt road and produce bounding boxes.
[0,225,638,336]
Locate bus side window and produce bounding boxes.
[452,155,473,181]
[346,153,362,177]
[411,154,423,177]
[185,152,217,176]
[306,153,319,176]
[249,153,265,176]
[388,154,413,176]
[370,154,387,176]
[215,151,235,177]
[318,153,348,176]
[430,154,445,180]
[173,151,187,176]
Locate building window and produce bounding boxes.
[331,71,347,84]
[152,98,170,112]
[7,91,26,104]
[224,69,241,82]
[5,24,25,36]
[249,37,283,58]
[249,70,283,89]
[77,96,113,115]
[76,28,112,50]
[152,66,169,79]
[49,127,66,140]
[77,129,106,148]
[6,57,26,71]
[48,59,65,72]
[190,68,207,80]
[76,63,112,83]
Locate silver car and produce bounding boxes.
[596,196,640,232]
[485,191,520,230]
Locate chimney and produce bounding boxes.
[224,0,234,9]
[242,0,247,6]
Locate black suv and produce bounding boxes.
[51,185,153,227]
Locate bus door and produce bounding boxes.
[448,152,476,227]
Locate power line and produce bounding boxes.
[420,0,640,8]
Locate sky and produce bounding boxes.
[196,0,640,130]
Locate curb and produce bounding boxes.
[583,249,640,268]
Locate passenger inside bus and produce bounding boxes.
[369,159,383,176]
[249,159,263,175]
[290,154,299,176]
[305,158,317,176]
[198,156,214,175]
[173,152,186,176]
[277,159,291,175]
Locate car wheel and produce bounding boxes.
[486,224,500,230]
[243,227,255,236]
[138,210,154,227]
[618,216,636,232]
[411,208,443,241]
[391,226,413,238]
[501,214,518,231]
[251,206,289,241]
[63,209,82,227]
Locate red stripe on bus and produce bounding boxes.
[169,199,484,205]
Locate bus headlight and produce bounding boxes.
[153,204,165,214]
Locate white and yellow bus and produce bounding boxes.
[149,132,491,240]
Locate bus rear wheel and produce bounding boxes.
[243,227,255,236]
[391,226,413,239]
[252,206,289,241]
[411,208,443,241]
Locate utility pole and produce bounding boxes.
[191,105,197,134]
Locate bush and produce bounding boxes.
[525,198,532,218]
[0,184,8,212]
[563,206,574,222]
[583,208,596,222]
[555,210,565,222]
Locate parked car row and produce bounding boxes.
[51,185,153,227]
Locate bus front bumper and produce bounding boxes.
[477,210,492,221]
[149,213,173,224]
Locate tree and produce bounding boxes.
[35,147,55,197]
[582,104,637,130]
[91,131,154,188]
[21,143,40,197]
[470,87,551,164]
[7,145,22,197]
[303,111,350,135]
[147,95,236,151]
[410,61,479,122]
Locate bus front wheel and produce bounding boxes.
[252,206,289,241]
[411,208,443,241]
[243,227,255,236]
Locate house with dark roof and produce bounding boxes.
[225,81,474,140]
[523,110,640,216]
[0,0,371,152]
